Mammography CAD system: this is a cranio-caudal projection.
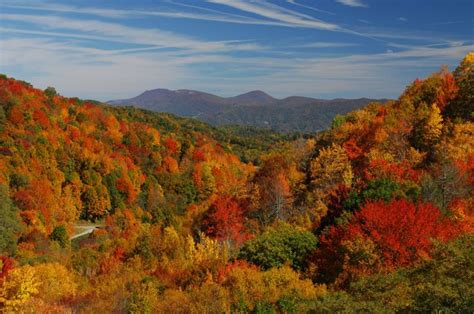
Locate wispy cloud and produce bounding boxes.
[1,1,454,44]
[336,0,368,8]
[398,17,408,22]
[2,31,471,100]
[2,1,338,30]
[0,0,471,101]
[0,13,262,52]
[286,0,335,16]
[207,0,339,30]
[299,42,358,48]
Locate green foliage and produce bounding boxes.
[252,301,276,314]
[134,234,153,260]
[49,225,69,248]
[238,223,317,270]
[331,114,347,129]
[447,53,474,120]
[0,185,22,255]
[9,173,29,190]
[344,178,420,210]
[0,106,6,132]
[310,235,474,312]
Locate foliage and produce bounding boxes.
[313,199,461,285]
[0,185,21,255]
[238,222,317,270]
[0,54,472,312]
[49,225,69,248]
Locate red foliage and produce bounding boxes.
[365,159,421,183]
[348,200,458,267]
[116,176,137,204]
[216,260,256,283]
[164,138,178,154]
[436,72,459,112]
[456,154,474,189]
[68,126,81,141]
[33,109,50,128]
[202,195,249,244]
[193,149,206,162]
[0,256,14,280]
[343,138,363,161]
[314,199,461,282]
[8,107,24,125]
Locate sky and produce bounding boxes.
[0,0,473,101]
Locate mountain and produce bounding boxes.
[228,90,277,106]
[108,89,387,133]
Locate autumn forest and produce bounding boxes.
[0,53,473,313]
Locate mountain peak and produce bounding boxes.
[230,90,276,105]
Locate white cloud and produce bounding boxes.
[2,1,338,30]
[336,0,368,8]
[0,14,262,52]
[1,31,471,100]
[206,0,339,30]
[398,17,408,22]
[286,0,335,15]
[299,42,358,48]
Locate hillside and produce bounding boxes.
[0,53,472,313]
[108,89,386,133]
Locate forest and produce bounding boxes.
[0,53,472,313]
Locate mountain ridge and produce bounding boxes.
[108,89,389,133]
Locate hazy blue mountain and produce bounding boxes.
[108,89,387,133]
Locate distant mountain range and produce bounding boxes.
[108,89,388,133]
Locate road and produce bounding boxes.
[70,225,102,240]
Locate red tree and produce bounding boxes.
[202,195,248,244]
[0,256,14,280]
[313,199,461,283]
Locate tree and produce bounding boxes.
[44,87,57,98]
[202,195,248,245]
[423,103,443,146]
[0,185,21,255]
[0,265,39,312]
[238,222,317,271]
[446,52,474,120]
[310,143,353,191]
[421,159,469,212]
[313,199,460,285]
[81,184,111,219]
[249,154,297,226]
[49,225,69,248]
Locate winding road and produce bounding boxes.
[70,225,102,240]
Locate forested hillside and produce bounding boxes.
[0,53,473,313]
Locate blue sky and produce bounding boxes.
[0,0,473,100]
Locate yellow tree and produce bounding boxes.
[423,103,444,147]
[310,143,353,190]
[0,265,39,312]
[309,143,353,217]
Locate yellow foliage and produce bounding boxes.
[310,143,353,190]
[185,233,228,267]
[33,263,77,302]
[0,265,39,312]
[423,103,443,145]
[441,122,474,160]
[224,265,325,311]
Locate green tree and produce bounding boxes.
[238,222,317,270]
[49,225,69,248]
[447,52,474,120]
[0,185,22,255]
